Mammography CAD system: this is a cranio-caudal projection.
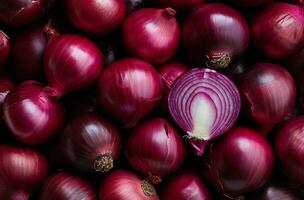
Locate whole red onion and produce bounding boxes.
[39,173,96,200]
[0,0,46,27]
[97,58,162,128]
[162,172,212,200]
[0,145,48,199]
[3,81,65,145]
[182,3,249,68]
[125,118,186,180]
[238,63,297,134]
[275,116,304,184]
[251,3,304,60]
[99,170,159,200]
[230,0,272,7]
[203,126,274,197]
[61,113,121,173]
[44,34,104,95]
[65,0,126,36]
[0,30,9,69]
[157,0,205,11]
[122,8,180,64]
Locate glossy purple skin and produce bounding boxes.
[275,116,304,184]
[97,58,162,128]
[248,184,301,200]
[162,172,212,200]
[0,0,46,27]
[39,173,96,200]
[3,81,65,145]
[182,3,249,67]
[66,0,126,36]
[157,0,205,11]
[231,0,272,7]
[99,170,159,200]
[239,63,296,134]
[44,34,104,95]
[61,113,121,172]
[10,24,47,81]
[251,3,304,60]
[0,31,9,69]
[202,127,274,196]
[0,145,49,199]
[122,8,180,64]
[125,118,186,177]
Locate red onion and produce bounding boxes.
[3,81,65,145]
[0,31,9,69]
[122,8,180,64]
[65,0,126,36]
[157,0,205,11]
[275,116,304,184]
[44,34,104,95]
[39,172,96,200]
[168,68,241,155]
[161,172,212,200]
[230,0,272,7]
[0,0,46,27]
[182,3,249,68]
[99,170,159,200]
[97,58,162,128]
[238,63,296,134]
[251,3,304,60]
[125,118,186,180]
[248,184,301,200]
[202,126,274,197]
[0,145,48,199]
[61,113,121,173]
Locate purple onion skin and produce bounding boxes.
[182,3,249,68]
[39,173,96,200]
[239,63,297,134]
[0,31,9,69]
[0,0,46,27]
[251,3,304,60]
[230,0,272,7]
[3,81,65,145]
[275,116,304,185]
[203,126,274,197]
[248,184,301,200]
[156,0,206,11]
[97,58,162,128]
[122,8,180,64]
[162,172,212,200]
[44,34,104,95]
[10,24,47,81]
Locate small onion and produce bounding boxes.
[99,170,159,200]
[230,0,272,7]
[0,31,9,69]
[39,172,96,200]
[202,126,274,197]
[0,145,48,199]
[275,116,304,184]
[251,2,304,60]
[97,58,162,128]
[182,3,249,68]
[156,0,206,11]
[122,8,180,64]
[125,118,186,180]
[161,171,212,200]
[168,68,241,155]
[61,113,121,173]
[3,81,65,145]
[44,34,104,95]
[65,0,126,36]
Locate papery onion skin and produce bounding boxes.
[125,118,186,178]
[97,58,162,128]
[251,3,304,60]
[230,0,272,7]
[39,172,96,200]
[0,145,48,199]
[161,171,212,200]
[182,3,249,68]
[0,0,46,27]
[61,113,121,173]
[44,34,104,95]
[238,63,296,134]
[99,170,159,200]
[275,116,304,184]
[3,81,65,145]
[65,0,126,36]
[202,126,274,196]
[156,0,205,11]
[122,8,180,64]
[0,31,9,69]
